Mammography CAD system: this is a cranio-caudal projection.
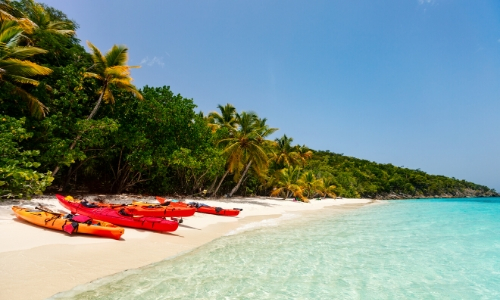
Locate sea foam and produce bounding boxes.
[225,213,299,236]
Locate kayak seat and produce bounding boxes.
[81,200,98,208]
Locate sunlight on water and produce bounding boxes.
[50,198,500,299]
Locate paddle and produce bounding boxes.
[35,206,64,216]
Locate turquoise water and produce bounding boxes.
[51,198,500,299]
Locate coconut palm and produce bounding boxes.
[254,117,276,146]
[208,104,238,196]
[0,20,52,116]
[219,111,277,197]
[319,175,337,198]
[51,41,143,176]
[298,171,324,198]
[270,166,305,201]
[83,41,143,119]
[252,117,276,177]
[294,144,313,167]
[20,0,75,36]
[207,103,237,132]
[0,0,35,33]
[273,134,298,167]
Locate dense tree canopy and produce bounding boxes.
[0,0,497,199]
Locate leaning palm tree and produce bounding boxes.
[51,41,143,176]
[219,111,277,197]
[84,41,143,119]
[0,20,52,116]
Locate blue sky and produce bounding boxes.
[42,0,500,190]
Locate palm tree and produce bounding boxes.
[270,166,305,200]
[319,175,337,198]
[207,103,237,132]
[294,144,313,167]
[219,111,277,197]
[84,41,143,119]
[20,0,75,36]
[0,20,52,116]
[51,41,143,176]
[0,0,36,33]
[298,171,324,198]
[207,104,238,196]
[273,134,298,167]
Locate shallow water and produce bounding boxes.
[50,198,500,299]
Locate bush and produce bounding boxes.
[0,116,53,198]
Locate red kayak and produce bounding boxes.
[57,198,195,218]
[56,195,179,232]
[156,196,241,217]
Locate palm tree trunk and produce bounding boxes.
[85,83,107,121]
[52,86,107,177]
[207,176,218,194]
[229,160,252,197]
[213,169,229,197]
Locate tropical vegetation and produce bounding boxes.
[0,0,497,199]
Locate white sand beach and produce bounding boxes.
[0,195,373,300]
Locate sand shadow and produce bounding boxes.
[178,223,201,230]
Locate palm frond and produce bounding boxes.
[0,20,23,47]
[83,71,102,80]
[105,65,131,78]
[46,28,74,36]
[109,78,143,100]
[46,20,74,31]
[6,74,39,85]
[17,17,36,33]
[0,1,26,22]
[12,85,47,117]
[0,9,17,22]
[104,44,128,67]
[0,58,52,76]
[6,46,47,59]
[102,86,114,104]
[86,40,107,72]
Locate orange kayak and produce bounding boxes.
[64,198,195,218]
[12,206,124,240]
[155,196,242,217]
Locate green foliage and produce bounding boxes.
[72,86,223,194]
[0,115,53,198]
[0,0,496,200]
[24,65,116,171]
[305,151,496,198]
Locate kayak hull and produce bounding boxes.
[196,206,240,216]
[56,195,179,232]
[154,197,241,217]
[12,206,124,240]
[83,202,195,218]
[124,204,195,218]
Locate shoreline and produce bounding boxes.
[0,196,373,300]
